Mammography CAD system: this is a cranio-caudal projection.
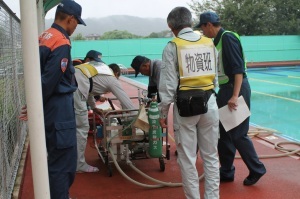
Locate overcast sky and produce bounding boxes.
[5,0,192,19]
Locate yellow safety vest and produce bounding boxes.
[75,62,114,78]
[171,36,216,91]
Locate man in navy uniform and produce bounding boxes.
[195,11,266,186]
[38,0,86,198]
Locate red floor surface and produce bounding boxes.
[19,78,300,199]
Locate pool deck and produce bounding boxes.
[17,77,300,199]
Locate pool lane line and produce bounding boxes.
[250,71,288,77]
[248,67,300,73]
[287,75,300,79]
[249,78,300,88]
[248,69,300,78]
[252,90,300,103]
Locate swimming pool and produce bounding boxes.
[124,66,300,142]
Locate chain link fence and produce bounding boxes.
[0,2,27,199]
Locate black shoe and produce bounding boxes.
[243,172,265,186]
[220,176,234,182]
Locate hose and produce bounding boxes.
[128,161,182,187]
[108,146,205,188]
[235,127,300,159]
[102,106,300,188]
[108,147,173,188]
[108,126,299,189]
[104,104,202,188]
[129,163,205,186]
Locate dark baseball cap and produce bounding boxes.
[194,11,220,28]
[85,50,103,62]
[56,0,86,26]
[131,55,146,77]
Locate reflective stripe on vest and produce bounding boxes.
[75,62,114,78]
[215,31,247,85]
[171,36,216,91]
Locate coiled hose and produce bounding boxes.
[236,127,300,158]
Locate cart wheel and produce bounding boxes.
[175,150,178,156]
[166,146,170,160]
[159,157,165,172]
[108,164,113,177]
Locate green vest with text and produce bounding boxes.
[215,31,247,85]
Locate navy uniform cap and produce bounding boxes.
[131,55,146,77]
[57,0,86,26]
[85,50,103,62]
[194,11,220,28]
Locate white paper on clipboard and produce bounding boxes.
[218,96,251,132]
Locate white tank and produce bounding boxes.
[110,120,125,160]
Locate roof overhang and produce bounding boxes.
[43,0,60,14]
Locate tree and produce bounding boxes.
[146,30,173,38]
[100,30,141,39]
[189,0,300,35]
[72,33,86,40]
[219,0,274,35]
[272,0,300,35]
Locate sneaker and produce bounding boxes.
[76,165,99,173]
[220,176,234,182]
[243,172,266,186]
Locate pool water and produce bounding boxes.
[124,67,300,142]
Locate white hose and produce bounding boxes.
[235,127,300,159]
[129,163,205,186]
[108,147,171,188]
[128,161,182,187]
[106,126,299,189]
[101,108,299,189]
[108,147,205,188]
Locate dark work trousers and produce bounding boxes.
[44,93,77,199]
[217,78,266,179]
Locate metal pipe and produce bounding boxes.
[19,0,50,198]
